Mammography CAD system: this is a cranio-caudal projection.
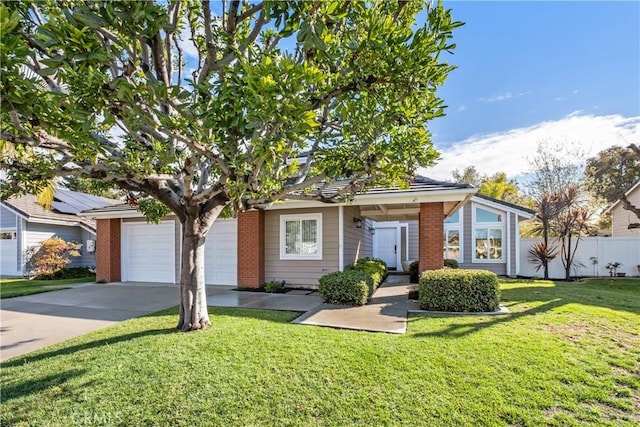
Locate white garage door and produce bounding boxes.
[205,219,237,285]
[122,221,175,283]
[0,232,20,277]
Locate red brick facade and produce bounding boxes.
[418,202,444,272]
[237,210,265,288]
[95,218,121,283]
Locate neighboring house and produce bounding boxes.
[605,180,640,237]
[81,177,533,288]
[0,190,118,277]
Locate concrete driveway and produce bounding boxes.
[1,282,179,362]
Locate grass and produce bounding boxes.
[1,278,638,426]
[0,276,95,298]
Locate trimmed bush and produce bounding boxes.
[264,281,284,293]
[418,269,500,312]
[345,257,388,289]
[318,270,373,306]
[409,260,420,283]
[34,266,94,280]
[444,258,460,269]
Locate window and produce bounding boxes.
[280,213,322,260]
[444,229,460,261]
[473,206,504,262]
[443,207,463,262]
[0,231,16,240]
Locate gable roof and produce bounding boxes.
[603,179,640,214]
[473,194,536,217]
[2,190,119,231]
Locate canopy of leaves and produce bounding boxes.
[1,1,461,224]
[584,145,640,204]
[452,166,527,205]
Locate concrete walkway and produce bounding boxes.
[293,274,418,334]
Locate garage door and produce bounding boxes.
[0,231,20,276]
[205,219,237,285]
[122,221,175,283]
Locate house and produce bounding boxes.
[0,190,118,277]
[605,180,640,237]
[81,177,534,287]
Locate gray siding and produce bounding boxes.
[265,207,339,286]
[79,228,97,268]
[17,218,24,273]
[0,205,17,228]
[509,212,517,276]
[408,220,419,261]
[24,222,91,268]
[459,203,507,275]
[343,205,373,266]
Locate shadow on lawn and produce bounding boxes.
[1,368,88,403]
[1,328,175,368]
[410,281,640,339]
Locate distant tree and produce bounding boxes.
[584,144,640,227]
[527,192,561,280]
[63,177,122,199]
[452,166,483,188]
[452,167,528,205]
[526,140,585,200]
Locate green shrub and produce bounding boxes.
[264,281,284,293]
[26,238,82,278]
[345,258,388,290]
[34,267,94,280]
[409,260,420,283]
[318,270,372,306]
[444,259,460,269]
[418,269,500,312]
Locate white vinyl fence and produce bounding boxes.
[520,237,640,279]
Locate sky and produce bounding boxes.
[418,1,640,182]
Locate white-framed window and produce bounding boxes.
[443,207,463,262]
[279,213,322,260]
[473,206,504,262]
[0,230,16,240]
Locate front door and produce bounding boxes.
[375,227,397,269]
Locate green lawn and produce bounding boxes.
[0,276,95,299]
[1,279,638,426]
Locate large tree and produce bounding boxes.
[452,166,526,205]
[0,1,460,330]
[584,144,640,226]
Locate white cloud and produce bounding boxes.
[478,92,512,103]
[178,27,201,59]
[421,113,640,181]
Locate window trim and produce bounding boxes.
[443,207,463,262]
[472,204,505,263]
[279,213,323,260]
[0,229,17,240]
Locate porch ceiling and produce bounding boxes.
[359,201,460,221]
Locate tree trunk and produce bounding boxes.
[177,215,211,331]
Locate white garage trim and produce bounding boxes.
[121,220,176,283]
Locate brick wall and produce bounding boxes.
[95,218,121,282]
[419,202,444,272]
[237,210,265,288]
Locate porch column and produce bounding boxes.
[95,218,121,283]
[237,209,265,288]
[418,202,444,272]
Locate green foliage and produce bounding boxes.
[409,260,420,283]
[318,270,372,306]
[63,176,121,199]
[345,257,388,289]
[584,145,640,204]
[25,238,82,278]
[264,281,284,293]
[418,269,500,312]
[34,267,94,281]
[136,198,172,224]
[444,258,459,269]
[452,166,528,205]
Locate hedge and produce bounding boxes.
[318,270,372,306]
[418,269,500,312]
[410,259,460,283]
[345,257,388,289]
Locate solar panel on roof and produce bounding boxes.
[51,200,80,214]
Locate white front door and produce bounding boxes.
[375,228,397,269]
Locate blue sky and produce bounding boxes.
[420,1,640,180]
